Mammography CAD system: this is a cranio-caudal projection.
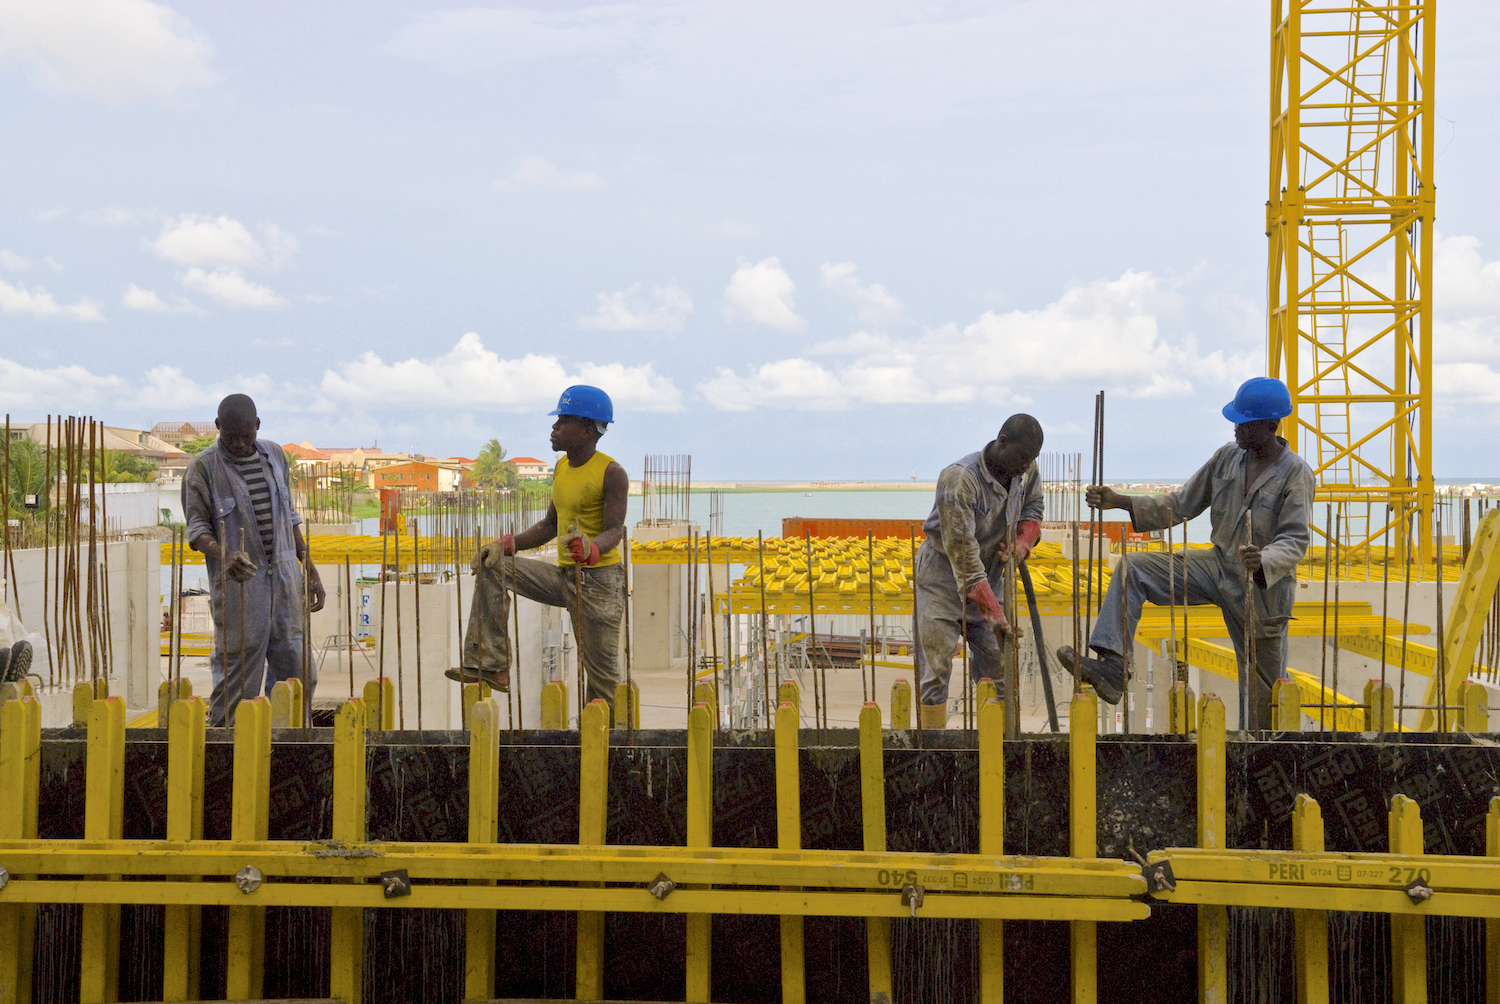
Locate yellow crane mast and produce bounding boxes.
[1267,0,1435,561]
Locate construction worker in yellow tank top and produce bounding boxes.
[447,385,630,712]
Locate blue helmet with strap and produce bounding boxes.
[549,385,614,424]
[1222,377,1292,424]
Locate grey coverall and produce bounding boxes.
[183,441,311,727]
[465,557,626,711]
[1088,441,1314,731]
[915,452,1043,706]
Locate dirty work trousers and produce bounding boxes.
[914,540,1005,707]
[465,556,626,711]
[1087,549,1286,732]
[209,555,310,727]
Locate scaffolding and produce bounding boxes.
[1268,0,1435,559]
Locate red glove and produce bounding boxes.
[966,580,1011,633]
[568,535,601,567]
[1011,520,1041,563]
[501,533,516,556]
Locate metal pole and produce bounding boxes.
[757,531,771,729]
[805,529,818,739]
[867,531,877,706]
[623,528,634,738]
[414,522,423,731]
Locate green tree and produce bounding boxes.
[93,450,158,483]
[180,435,217,455]
[5,438,53,518]
[470,439,517,489]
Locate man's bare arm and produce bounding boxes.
[592,462,630,556]
[511,503,560,552]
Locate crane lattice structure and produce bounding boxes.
[1268,0,1435,560]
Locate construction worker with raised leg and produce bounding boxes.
[1056,377,1314,731]
[914,414,1044,728]
[448,385,629,713]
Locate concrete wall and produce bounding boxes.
[631,521,697,673]
[3,541,157,725]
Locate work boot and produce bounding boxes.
[919,702,948,729]
[445,666,509,692]
[0,640,31,684]
[1055,646,1124,705]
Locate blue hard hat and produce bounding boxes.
[1222,377,1292,424]
[549,385,613,424]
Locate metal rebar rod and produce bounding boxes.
[757,530,771,729]
[1398,509,1414,725]
[1318,505,1332,735]
[415,523,425,731]
[1084,394,1100,646]
[623,527,634,738]
[867,531,877,706]
[379,527,388,691]
[1167,522,1177,691]
[1436,513,1446,734]
[910,525,921,744]
[687,529,696,720]
[1379,508,1391,715]
[43,415,54,688]
[395,520,404,730]
[346,556,355,701]
[1331,505,1341,741]
[705,530,719,727]
[804,529,818,739]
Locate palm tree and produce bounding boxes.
[470,439,517,490]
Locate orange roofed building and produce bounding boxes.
[510,456,552,481]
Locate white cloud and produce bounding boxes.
[500,155,600,190]
[182,268,283,309]
[43,256,62,272]
[0,0,214,99]
[122,283,200,313]
[821,262,905,324]
[0,279,102,320]
[701,269,1246,410]
[151,215,266,268]
[580,282,692,332]
[320,332,682,412]
[1,250,29,270]
[0,354,123,409]
[724,256,804,332]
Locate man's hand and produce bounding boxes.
[966,580,1012,635]
[997,520,1042,564]
[307,564,327,612]
[560,526,601,567]
[471,534,515,571]
[224,550,258,583]
[1084,485,1130,512]
[1239,544,1263,572]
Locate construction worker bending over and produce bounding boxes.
[183,394,326,726]
[915,414,1044,729]
[1056,377,1314,731]
[450,385,629,712]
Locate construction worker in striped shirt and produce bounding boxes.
[183,394,326,726]
[450,385,629,713]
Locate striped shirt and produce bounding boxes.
[230,454,276,557]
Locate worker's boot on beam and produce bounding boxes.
[1055,646,1124,705]
[919,702,948,729]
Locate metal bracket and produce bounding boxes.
[900,883,925,918]
[1141,859,1176,894]
[379,869,412,899]
[234,865,262,894]
[1404,877,1434,904]
[647,872,676,900]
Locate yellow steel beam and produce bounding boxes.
[0,879,1148,921]
[1420,510,1500,731]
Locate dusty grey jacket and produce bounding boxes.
[921,451,1044,593]
[1129,440,1314,613]
[183,440,303,575]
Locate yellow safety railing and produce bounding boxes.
[1146,690,1500,998]
[0,687,1146,1004]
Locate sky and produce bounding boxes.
[1,0,1498,480]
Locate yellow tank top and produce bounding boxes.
[553,449,621,567]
